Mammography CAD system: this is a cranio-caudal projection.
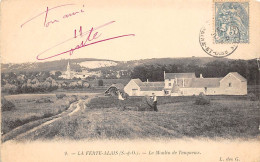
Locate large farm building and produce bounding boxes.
[124,72,247,96]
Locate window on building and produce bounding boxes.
[165,90,169,94]
[204,87,207,92]
[228,83,232,87]
[168,83,171,86]
[132,89,138,95]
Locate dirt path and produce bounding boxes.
[16,96,94,140]
[3,94,96,142]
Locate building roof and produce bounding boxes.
[139,82,164,91]
[164,78,222,90]
[131,79,143,86]
[165,73,196,79]
[190,78,223,88]
[226,72,247,82]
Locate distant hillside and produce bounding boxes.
[1,58,117,73]
[118,57,231,69]
[1,57,232,73]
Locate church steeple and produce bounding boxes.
[67,61,71,72]
[65,61,72,79]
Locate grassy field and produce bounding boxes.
[248,84,260,96]
[53,88,105,93]
[1,94,79,135]
[87,78,130,87]
[19,96,260,141]
[51,78,131,93]
[86,95,250,109]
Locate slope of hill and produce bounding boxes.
[116,57,231,70]
[1,58,117,73]
[79,61,118,69]
[1,57,232,73]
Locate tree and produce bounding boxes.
[55,71,62,78]
[130,59,260,84]
[1,97,16,111]
[98,79,104,86]
[83,82,90,88]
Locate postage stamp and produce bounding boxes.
[199,22,238,58]
[213,0,249,43]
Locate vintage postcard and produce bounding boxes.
[0,0,260,161]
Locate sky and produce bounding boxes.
[1,0,260,64]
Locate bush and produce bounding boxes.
[108,87,118,96]
[1,97,15,111]
[68,95,78,104]
[43,112,53,118]
[83,82,90,88]
[122,92,129,100]
[7,116,39,130]
[56,93,66,99]
[195,93,210,105]
[35,98,54,103]
[3,84,17,94]
[137,96,154,111]
[58,109,62,114]
[247,93,258,101]
[98,79,103,86]
[79,95,88,100]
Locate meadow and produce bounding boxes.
[1,94,79,135]
[18,96,260,141]
[85,95,249,109]
[87,78,130,87]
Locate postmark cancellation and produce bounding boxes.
[213,0,249,44]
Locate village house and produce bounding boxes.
[124,79,165,96]
[124,72,247,96]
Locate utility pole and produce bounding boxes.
[256,58,260,132]
[257,58,260,95]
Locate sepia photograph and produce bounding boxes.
[1,0,260,161]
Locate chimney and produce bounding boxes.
[200,74,203,78]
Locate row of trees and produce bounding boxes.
[1,71,61,85]
[131,59,260,85]
[1,72,91,94]
[2,80,91,94]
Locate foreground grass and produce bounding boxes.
[2,94,78,134]
[86,96,200,109]
[86,95,249,109]
[20,99,260,141]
